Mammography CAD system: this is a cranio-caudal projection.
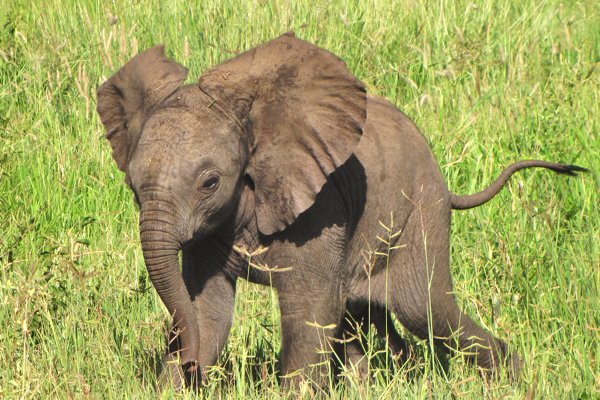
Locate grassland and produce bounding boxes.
[1,0,598,398]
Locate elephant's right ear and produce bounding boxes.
[97,46,188,172]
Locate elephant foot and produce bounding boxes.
[507,351,523,382]
[489,348,522,382]
[157,354,203,393]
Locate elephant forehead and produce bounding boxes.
[129,114,245,188]
[138,111,241,154]
[141,111,207,144]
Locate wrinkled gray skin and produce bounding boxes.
[97,33,586,389]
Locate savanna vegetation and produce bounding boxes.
[1,0,598,398]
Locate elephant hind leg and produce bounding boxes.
[388,265,521,377]
[335,312,369,379]
[335,303,375,380]
[369,304,412,364]
[336,302,412,380]
[383,207,521,378]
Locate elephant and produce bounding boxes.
[96,32,587,389]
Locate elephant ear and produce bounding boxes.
[199,33,367,235]
[97,46,188,173]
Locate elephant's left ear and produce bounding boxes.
[199,33,367,235]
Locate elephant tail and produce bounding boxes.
[450,160,588,210]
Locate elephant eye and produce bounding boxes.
[200,175,220,192]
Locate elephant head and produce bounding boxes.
[96,33,367,368]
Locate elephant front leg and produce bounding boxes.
[158,251,236,391]
[277,281,346,390]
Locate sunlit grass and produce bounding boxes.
[1,0,598,398]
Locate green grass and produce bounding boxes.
[1,0,598,398]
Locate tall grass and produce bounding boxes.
[1,0,597,398]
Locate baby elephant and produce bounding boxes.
[96,32,586,389]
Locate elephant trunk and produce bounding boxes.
[139,201,199,368]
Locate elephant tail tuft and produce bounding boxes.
[450,160,589,210]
